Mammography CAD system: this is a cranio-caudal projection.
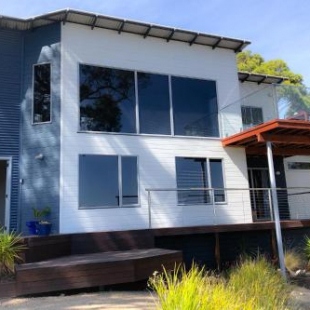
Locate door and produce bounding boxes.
[0,159,11,231]
[248,168,271,221]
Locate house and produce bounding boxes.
[1,9,310,237]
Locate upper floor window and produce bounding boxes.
[241,106,263,129]
[175,157,225,205]
[172,77,219,137]
[79,154,138,208]
[80,65,136,133]
[33,63,51,123]
[79,64,219,138]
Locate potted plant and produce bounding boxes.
[26,207,52,236]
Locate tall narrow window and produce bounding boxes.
[79,155,138,208]
[33,63,51,123]
[172,77,218,137]
[79,65,136,133]
[138,72,171,134]
[175,157,225,205]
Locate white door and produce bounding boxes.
[0,159,11,231]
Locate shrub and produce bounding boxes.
[149,258,290,310]
[0,228,26,279]
[284,249,305,272]
[304,235,310,261]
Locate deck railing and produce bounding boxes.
[145,187,310,229]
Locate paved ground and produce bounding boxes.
[1,287,310,309]
[0,291,157,310]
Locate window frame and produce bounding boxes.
[32,63,52,125]
[78,63,219,138]
[175,156,226,205]
[78,154,139,209]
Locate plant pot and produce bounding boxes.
[36,223,52,236]
[26,221,39,235]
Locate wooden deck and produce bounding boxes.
[2,220,310,298]
[15,248,182,296]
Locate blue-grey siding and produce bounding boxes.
[20,24,61,234]
[0,28,23,231]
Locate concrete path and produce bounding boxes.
[0,291,157,310]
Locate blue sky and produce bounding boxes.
[1,0,310,85]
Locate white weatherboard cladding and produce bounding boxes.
[60,23,250,233]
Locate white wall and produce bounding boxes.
[60,23,251,233]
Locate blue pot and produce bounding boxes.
[26,221,39,235]
[36,223,52,236]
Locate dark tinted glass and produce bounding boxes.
[176,157,210,204]
[210,159,225,202]
[80,65,136,133]
[79,155,119,207]
[138,73,171,134]
[172,77,218,137]
[33,64,51,123]
[122,156,138,205]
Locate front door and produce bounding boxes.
[0,159,11,231]
[248,168,271,221]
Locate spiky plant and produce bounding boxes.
[0,227,26,279]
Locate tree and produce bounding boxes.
[237,50,303,85]
[237,50,310,117]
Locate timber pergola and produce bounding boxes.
[222,119,310,156]
[222,118,310,278]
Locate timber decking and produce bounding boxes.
[15,248,182,296]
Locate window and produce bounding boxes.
[79,64,219,137]
[80,65,136,133]
[138,72,171,135]
[79,155,138,208]
[33,63,51,123]
[172,77,219,137]
[175,157,225,205]
[288,162,310,170]
[241,106,263,129]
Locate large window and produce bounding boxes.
[80,65,136,133]
[79,64,219,137]
[172,77,219,137]
[175,157,225,205]
[241,106,263,129]
[33,63,51,123]
[138,72,171,135]
[79,155,138,208]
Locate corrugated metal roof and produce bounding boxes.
[0,9,251,52]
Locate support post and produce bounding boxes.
[266,141,286,280]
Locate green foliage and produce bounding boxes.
[32,206,51,222]
[149,258,290,310]
[304,235,310,262]
[237,50,303,85]
[228,257,290,309]
[0,228,26,279]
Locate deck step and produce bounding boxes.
[15,248,182,296]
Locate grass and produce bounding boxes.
[149,257,291,310]
[284,249,305,273]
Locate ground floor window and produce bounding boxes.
[79,155,138,208]
[175,157,225,205]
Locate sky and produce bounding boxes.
[1,0,310,85]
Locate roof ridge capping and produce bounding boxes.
[0,8,251,52]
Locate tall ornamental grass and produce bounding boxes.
[149,257,290,310]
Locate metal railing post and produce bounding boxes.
[211,188,216,225]
[147,190,152,229]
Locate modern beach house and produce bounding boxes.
[1,9,310,237]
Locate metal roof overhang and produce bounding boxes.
[0,9,250,52]
[238,72,288,84]
[222,119,310,156]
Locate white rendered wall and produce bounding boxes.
[60,23,251,233]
